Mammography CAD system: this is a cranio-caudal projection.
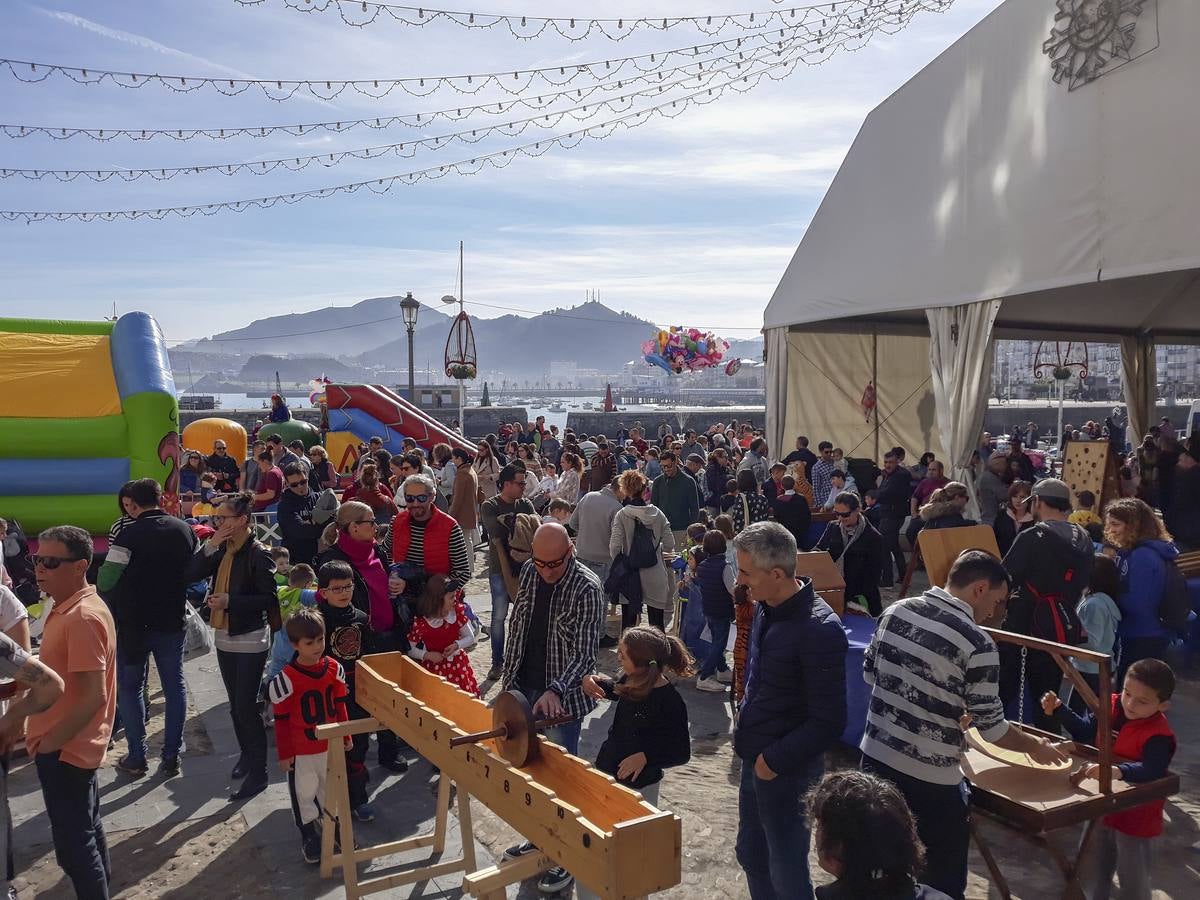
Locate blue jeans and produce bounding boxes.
[578,559,610,590]
[36,752,110,899]
[488,571,511,669]
[699,617,732,680]
[681,590,711,662]
[118,629,186,763]
[543,720,582,758]
[736,756,822,900]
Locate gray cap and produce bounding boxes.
[311,488,341,525]
[1028,478,1072,503]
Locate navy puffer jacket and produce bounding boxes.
[733,580,848,775]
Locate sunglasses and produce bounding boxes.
[287,479,307,488]
[351,518,375,526]
[834,510,856,518]
[532,554,569,570]
[33,555,84,569]
[404,493,431,504]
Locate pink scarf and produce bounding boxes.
[337,531,393,632]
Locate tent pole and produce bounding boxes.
[872,332,880,461]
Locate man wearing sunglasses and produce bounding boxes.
[382,473,472,595]
[500,522,605,895]
[205,440,241,494]
[26,525,117,899]
[815,491,885,617]
[275,462,324,566]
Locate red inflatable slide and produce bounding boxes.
[325,384,474,453]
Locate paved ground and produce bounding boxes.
[10,568,1200,898]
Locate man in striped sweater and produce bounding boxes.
[860,551,1066,900]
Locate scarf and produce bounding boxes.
[212,528,251,630]
[832,515,867,577]
[337,531,393,632]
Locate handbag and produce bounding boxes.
[183,602,214,660]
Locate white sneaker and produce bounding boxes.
[715,670,733,684]
[696,675,727,693]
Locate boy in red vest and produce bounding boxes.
[267,607,351,864]
[1041,658,1176,898]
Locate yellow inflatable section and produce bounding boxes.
[0,331,122,418]
[182,418,248,462]
[325,431,362,474]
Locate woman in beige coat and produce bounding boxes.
[448,447,480,563]
[609,469,676,632]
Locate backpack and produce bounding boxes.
[1024,526,1088,646]
[627,518,661,570]
[1158,559,1192,632]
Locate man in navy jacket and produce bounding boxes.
[732,522,848,900]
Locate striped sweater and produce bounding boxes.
[861,587,1008,785]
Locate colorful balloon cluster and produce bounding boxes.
[642,327,731,375]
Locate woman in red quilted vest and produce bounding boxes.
[1040,658,1176,899]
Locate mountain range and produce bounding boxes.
[175,296,762,379]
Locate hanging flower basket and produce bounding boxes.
[1052,366,1073,380]
[444,311,477,380]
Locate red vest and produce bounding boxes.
[1103,694,1176,837]
[389,507,456,575]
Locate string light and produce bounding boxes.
[0,31,797,141]
[1,53,800,224]
[234,0,954,42]
[0,0,926,102]
[1,47,788,182]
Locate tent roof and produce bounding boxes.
[764,0,1200,338]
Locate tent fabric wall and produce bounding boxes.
[783,330,945,466]
[763,0,1200,338]
[927,300,1001,517]
[1120,333,1157,446]
[764,326,790,464]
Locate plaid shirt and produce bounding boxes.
[501,556,605,721]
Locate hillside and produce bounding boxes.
[358,301,659,376]
[186,295,450,357]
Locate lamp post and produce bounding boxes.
[401,291,420,402]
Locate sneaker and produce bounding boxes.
[377,754,409,774]
[115,755,148,777]
[537,867,575,894]
[696,675,726,693]
[158,756,182,778]
[230,772,269,801]
[715,669,733,684]
[485,667,503,681]
[503,840,537,861]
[301,831,321,864]
[353,802,375,822]
[598,634,618,649]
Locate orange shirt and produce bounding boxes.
[26,585,117,769]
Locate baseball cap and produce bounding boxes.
[1026,478,1071,503]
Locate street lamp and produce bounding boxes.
[401,291,420,402]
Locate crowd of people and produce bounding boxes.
[0,409,1190,900]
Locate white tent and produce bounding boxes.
[764,0,1200,489]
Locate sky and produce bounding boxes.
[0,0,1004,344]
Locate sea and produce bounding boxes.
[181,393,694,435]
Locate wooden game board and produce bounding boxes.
[916,524,1001,588]
[1062,441,1121,512]
[321,652,681,900]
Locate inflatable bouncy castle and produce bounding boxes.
[0,313,178,535]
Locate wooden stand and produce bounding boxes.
[319,654,680,900]
[795,551,846,616]
[1061,442,1121,513]
[966,629,1178,899]
[316,717,478,900]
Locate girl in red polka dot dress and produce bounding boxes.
[407,574,479,697]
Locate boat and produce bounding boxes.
[549,400,566,413]
[582,402,594,410]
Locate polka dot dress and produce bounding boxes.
[409,601,479,697]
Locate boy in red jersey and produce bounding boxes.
[267,607,350,864]
[1042,658,1176,898]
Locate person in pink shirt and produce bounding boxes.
[252,451,284,512]
[910,459,949,518]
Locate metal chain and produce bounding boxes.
[1017,646,1028,725]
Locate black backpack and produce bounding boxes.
[1158,560,1192,632]
[628,519,661,570]
[1024,526,1088,646]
